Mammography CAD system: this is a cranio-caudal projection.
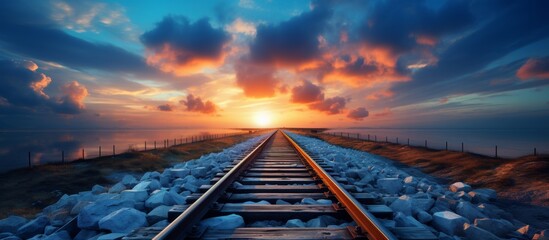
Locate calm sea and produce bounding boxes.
[0,128,246,172]
[325,128,549,158]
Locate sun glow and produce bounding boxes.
[253,111,272,127]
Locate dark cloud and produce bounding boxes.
[0,60,87,114]
[390,0,549,105]
[141,16,230,75]
[309,96,347,114]
[290,80,324,103]
[340,57,379,77]
[0,2,149,74]
[517,56,549,80]
[235,60,279,98]
[180,94,217,114]
[347,107,369,120]
[249,6,331,65]
[157,104,175,112]
[359,0,473,54]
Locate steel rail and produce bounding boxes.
[282,131,398,240]
[153,131,277,240]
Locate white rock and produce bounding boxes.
[145,190,185,209]
[132,180,161,193]
[121,175,138,187]
[147,205,171,224]
[276,200,290,205]
[455,201,486,222]
[92,185,107,195]
[390,195,412,216]
[98,208,147,233]
[411,197,434,211]
[416,210,433,223]
[0,216,28,234]
[151,220,169,228]
[301,198,317,205]
[108,182,126,194]
[43,230,71,240]
[316,199,333,205]
[463,223,500,240]
[468,189,497,203]
[44,225,57,235]
[200,214,244,230]
[404,176,416,184]
[71,201,93,215]
[16,216,49,239]
[286,219,306,228]
[77,199,134,230]
[394,212,424,228]
[474,218,514,237]
[74,229,98,240]
[432,211,469,236]
[191,167,208,178]
[97,233,127,240]
[120,190,149,202]
[449,182,471,193]
[305,215,339,228]
[168,169,190,179]
[377,178,402,194]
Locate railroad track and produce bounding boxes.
[125,130,436,240]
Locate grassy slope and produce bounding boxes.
[0,133,260,219]
[302,132,549,206]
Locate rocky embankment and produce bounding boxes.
[287,132,548,240]
[0,135,268,240]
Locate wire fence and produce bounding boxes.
[25,131,253,169]
[323,131,546,159]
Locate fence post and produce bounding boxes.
[28,152,31,168]
[174,138,176,146]
[407,138,410,146]
[145,141,147,151]
[82,149,85,160]
[534,147,537,156]
[461,142,464,152]
[446,141,448,151]
[386,136,388,143]
[375,135,377,142]
[154,141,156,150]
[396,137,399,144]
[495,145,498,158]
[62,150,64,163]
[99,146,102,157]
[368,134,370,141]
[425,140,427,148]
[113,145,115,156]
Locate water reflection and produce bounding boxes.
[0,129,244,172]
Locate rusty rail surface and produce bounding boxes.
[281,130,398,240]
[152,131,277,240]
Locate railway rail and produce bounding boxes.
[124,130,436,240]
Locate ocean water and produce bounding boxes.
[0,128,246,172]
[325,128,549,158]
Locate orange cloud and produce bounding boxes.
[145,44,227,76]
[235,61,279,98]
[517,57,549,80]
[367,90,394,101]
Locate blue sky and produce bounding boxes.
[0,0,548,129]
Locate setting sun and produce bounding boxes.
[253,111,272,127]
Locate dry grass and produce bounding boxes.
[0,133,260,219]
[300,132,549,206]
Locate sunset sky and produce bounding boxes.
[1,0,548,129]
